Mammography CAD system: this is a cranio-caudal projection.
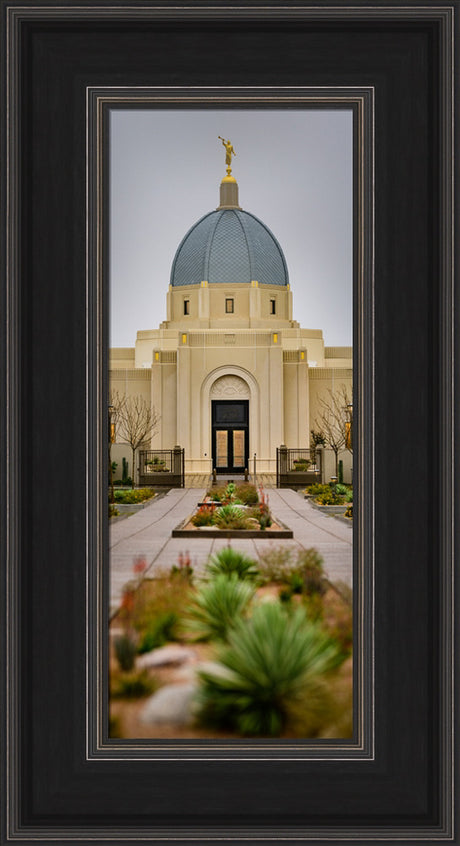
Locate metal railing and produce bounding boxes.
[138,447,185,487]
[276,446,322,488]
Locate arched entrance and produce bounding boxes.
[210,376,250,474]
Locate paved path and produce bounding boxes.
[110,487,352,615]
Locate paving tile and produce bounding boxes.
[110,486,352,612]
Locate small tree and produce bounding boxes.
[116,394,160,488]
[108,391,126,501]
[310,429,325,467]
[314,385,352,478]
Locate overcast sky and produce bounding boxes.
[110,109,353,348]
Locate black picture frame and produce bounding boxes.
[1,3,458,844]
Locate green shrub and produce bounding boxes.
[185,574,255,642]
[305,483,331,497]
[191,505,216,526]
[296,548,327,595]
[345,504,353,519]
[234,484,259,504]
[257,546,296,585]
[196,602,343,736]
[128,574,193,637]
[109,504,119,518]
[114,488,156,504]
[110,670,156,699]
[205,547,259,581]
[246,502,272,530]
[334,483,348,496]
[344,490,353,503]
[205,484,259,506]
[137,611,178,653]
[315,489,343,505]
[113,634,137,671]
[214,504,251,530]
[257,547,325,596]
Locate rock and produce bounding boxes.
[136,644,197,669]
[174,659,223,682]
[140,682,198,726]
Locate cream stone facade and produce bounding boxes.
[110,172,352,481]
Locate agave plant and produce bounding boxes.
[184,573,255,642]
[196,601,342,736]
[213,504,249,530]
[205,546,259,580]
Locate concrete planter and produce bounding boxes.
[114,500,154,514]
[172,516,293,539]
[138,471,181,487]
[308,501,348,516]
[278,471,321,488]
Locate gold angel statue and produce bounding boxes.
[218,136,236,174]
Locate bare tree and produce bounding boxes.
[314,385,353,477]
[108,391,126,501]
[115,394,160,488]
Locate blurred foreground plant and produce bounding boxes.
[196,601,343,736]
[185,573,255,642]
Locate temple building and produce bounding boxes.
[109,145,352,480]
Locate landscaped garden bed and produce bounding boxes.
[109,487,157,519]
[304,483,353,520]
[172,482,293,538]
[109,546,353,740]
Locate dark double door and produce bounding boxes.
[212,400,249,474]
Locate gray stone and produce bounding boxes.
[140,683,198,725]
[136,644,197,669]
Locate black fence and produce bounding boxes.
[276,446,322,488]
[138,448,185,488]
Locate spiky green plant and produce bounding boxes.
[213,504,250,530]
[205,546,259,581]
[196,601,342,736]
[184,574,255,642]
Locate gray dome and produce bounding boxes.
[170,209,289,287]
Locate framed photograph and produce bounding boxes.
[2,2,458,844]
[105,103,358,747]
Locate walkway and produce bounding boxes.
[109,487,352,616]
[183,473,277,488]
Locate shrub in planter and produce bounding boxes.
[315,488,343,505]
[213,504,251,530]
[205,547,259,581]
[234,484,259,505]
[114,488,156,504]
[185,573,255,642]
[191,505,216,526]
[305,483,331,497]
[245,501,273,530]
[292,459,311,471]
[196,601,343,736]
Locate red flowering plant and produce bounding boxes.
[171,550,194,581]
[191,503,216,527]
[117,556,147,633]
[245,486,272,530]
